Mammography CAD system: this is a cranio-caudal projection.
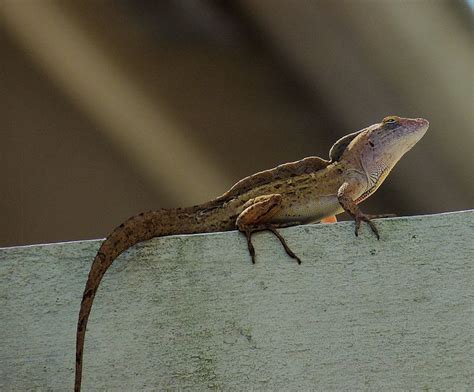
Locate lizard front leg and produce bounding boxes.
[337,182,394,239]
[236,194,301,264]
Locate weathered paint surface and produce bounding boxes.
[1,211,473,391]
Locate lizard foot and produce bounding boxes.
[354,213,395,240]
[242,225,301,264]
[266,226,302,264]
[243,229,257,264]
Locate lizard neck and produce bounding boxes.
[340,140,393,204]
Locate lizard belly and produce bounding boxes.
[271,195,343,224]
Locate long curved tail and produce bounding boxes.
[74,206,232,391]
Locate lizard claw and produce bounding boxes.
[244,230,256,264]
[266,226,302,264]
[241,225,301,264]
[354,213,386,240]
[354,219,361,237]
[366,218,380,240]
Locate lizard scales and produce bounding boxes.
[75,115,429,391]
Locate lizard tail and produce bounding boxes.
[74,206,231,391]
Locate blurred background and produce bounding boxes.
[0,0,472,247]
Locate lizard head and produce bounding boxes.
[365,115,429,162]
[341,115,429,182]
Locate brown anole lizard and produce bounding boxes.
[75,115,428,391]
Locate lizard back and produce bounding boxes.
[217,156,331,201]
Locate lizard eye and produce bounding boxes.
[383,116,398,124]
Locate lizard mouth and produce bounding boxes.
[400,117,429,139]
[415,118,429,129]
[413,118,429,132]
[400,118,429,150]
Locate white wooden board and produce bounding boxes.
[1,211,473,391]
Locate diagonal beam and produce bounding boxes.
[0,1,230,204]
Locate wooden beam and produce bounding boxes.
[1,210,472,390]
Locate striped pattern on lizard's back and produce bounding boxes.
[217,156,330,201]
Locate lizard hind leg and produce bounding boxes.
[236,194,301,264]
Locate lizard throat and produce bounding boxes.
[355,164,390,204]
